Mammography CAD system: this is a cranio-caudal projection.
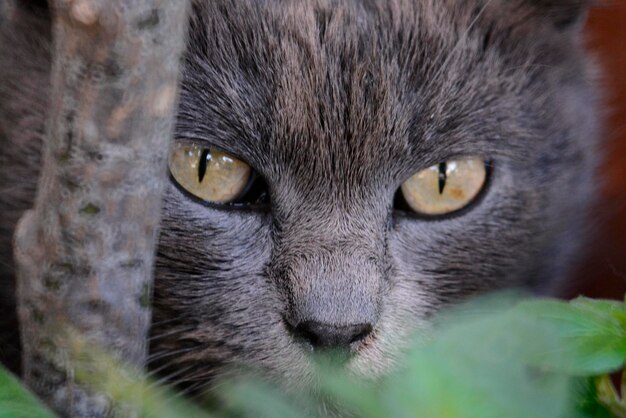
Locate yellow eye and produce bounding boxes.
[400,157,488,216]
[169,142,252,204]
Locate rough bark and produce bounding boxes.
[13,0,189,416]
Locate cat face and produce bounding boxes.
[150,0,598,391]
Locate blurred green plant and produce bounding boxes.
[2,294,625,418]
[0,365,55,418]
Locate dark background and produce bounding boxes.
[568,3,626,300]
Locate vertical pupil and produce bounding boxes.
[198,149,210,183]
[438,162,447,194]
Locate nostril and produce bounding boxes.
[349,325,373,345]
[296,325,320,347]
[292,320,373,351]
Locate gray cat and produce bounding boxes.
[0,0,599,395]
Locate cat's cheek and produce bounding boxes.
[387,167,528,312]
[158,184,273,270]
[151,185,304,385]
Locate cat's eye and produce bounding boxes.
[169,142,255,204]
[399,157,488,216]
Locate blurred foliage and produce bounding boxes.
[0,365,55,418]
[2,293,626,418]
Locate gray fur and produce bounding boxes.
[0,0,599,394]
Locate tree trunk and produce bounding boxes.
[13,0,189,416]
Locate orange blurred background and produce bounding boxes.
[569,3,626,300]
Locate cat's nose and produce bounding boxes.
[294,320,372,351]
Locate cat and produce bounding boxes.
[0,0,599,395]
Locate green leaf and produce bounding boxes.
[380,309,573,418]
[0,366,56,418]
[312,360,386,418]
[514,298,626,375]
[217,378,312,418]
[568,377,613,418]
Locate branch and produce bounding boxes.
[13,0,189,416]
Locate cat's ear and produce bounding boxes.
[525,0,594,31]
